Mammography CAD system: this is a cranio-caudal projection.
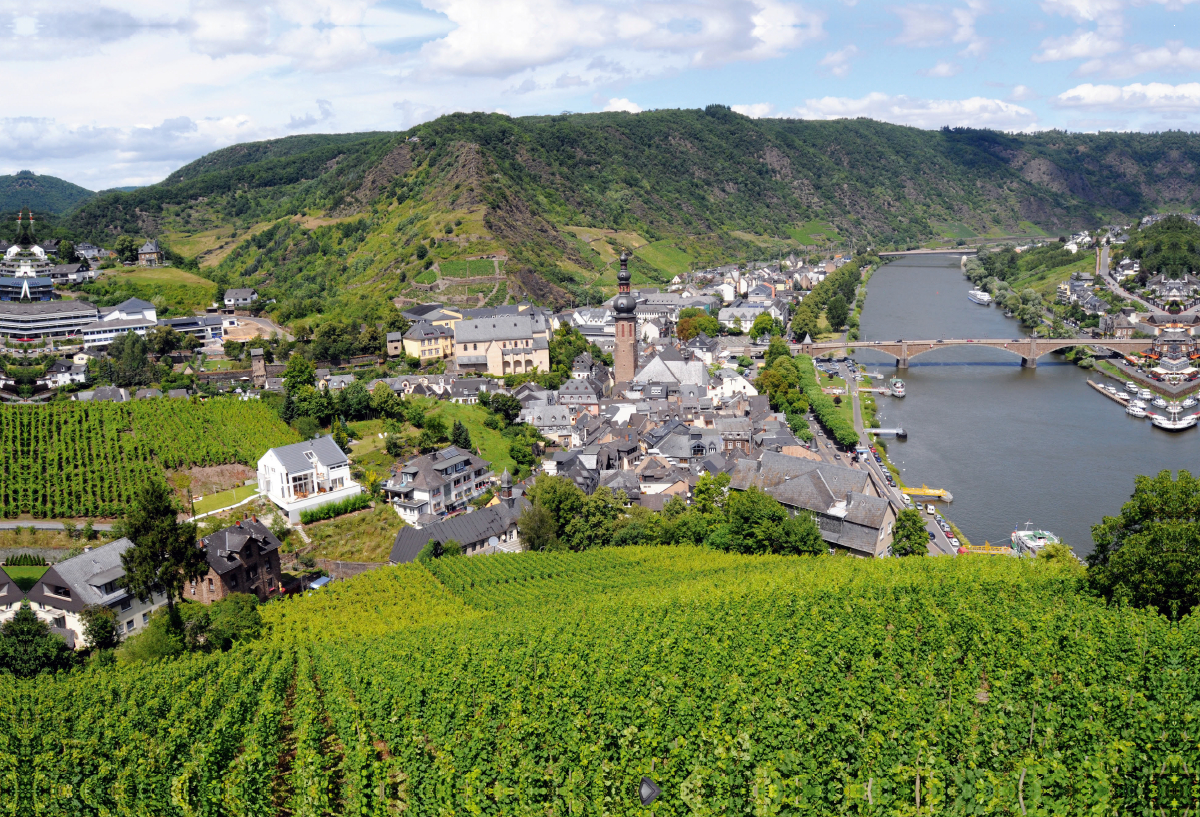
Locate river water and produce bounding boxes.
[855,254,1193,557]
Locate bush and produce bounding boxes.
[300,493,371,524]
[3,553,47,566]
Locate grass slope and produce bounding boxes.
[301,503,404,562]
[25,548,1183,815]
[81,266,217,315]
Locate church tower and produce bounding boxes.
[613,251,637,383]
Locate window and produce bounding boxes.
[126,620,135,633]
[119,599,132,612]
[208,578,214,591]
[229,576,239,589]
[473,343,477,350]
[53,616,66,629]
[142,613,149,625]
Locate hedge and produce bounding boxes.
[300,493,371,524]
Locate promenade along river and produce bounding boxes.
[854,254,1194,558]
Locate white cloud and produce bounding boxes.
[922,60,960,76]
[892,1,987,56]
[415,0,826,78]
[819,44,858,77]
[794,92,1038,130]
[1078,42,1200,77]
[1037,0,1124,22]
[603,97,642,113]
[1054,82,1200,111]
[1033,28,1122,62]
[286,100,335,130]
[1009,84,1037,101]
[732,102,777,117]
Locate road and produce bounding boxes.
[838,359,956,556]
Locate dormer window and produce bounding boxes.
[304,451,315,462]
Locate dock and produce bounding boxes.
[872,427,908,438]
[901,485,953,502]
[1088,380,1130,405]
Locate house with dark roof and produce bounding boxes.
[27,537,168,646]
[257,436,359,522]
[381,445,494,526]
[389,485,526,563]
[453,312,551,376]
[403,321,454,362]
[137,239,164,267]
[193,518,283,602]
[0,566,19,623]
[729,452,896,557]
[223,288,258,308]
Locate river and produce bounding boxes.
[855,254,1192,557]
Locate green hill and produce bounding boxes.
[0,170,93,215]
[61,109,1200,324]
[18,548,1181,814]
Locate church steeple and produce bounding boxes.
[612,251,638,384]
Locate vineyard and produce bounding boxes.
[0,399,298,518]
[8,548,1193,814]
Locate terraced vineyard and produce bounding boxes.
[8,548,1190,814]
[0,399,297,517]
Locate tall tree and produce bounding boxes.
[79,604,121,650]
[282,353,316,396]
[891,508,929,557]
[451,420,472,450]
[0,602,76,678]
[1087,469,1200,618]
[119,481,206,612]
[826,294,849,330]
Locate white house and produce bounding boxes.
[24,538,169,647]
[380,446,494,526]
[38,358,88,388]
[709,367,759,400]
[224,288,259,308]
[80,297,158,349]
[257,436,360,523]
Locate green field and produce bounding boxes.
[24,548,1180,815]
[634,240,693,276]
[302,502,404,562]
[414,268,438,284]
[4,564,47,592]
[438,259,501,278]
[788,219,840,244]
[89,266,217,315]
[193,484,259,516]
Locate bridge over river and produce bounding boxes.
[798,336,1153,368]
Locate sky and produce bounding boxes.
[3,0,1198,189]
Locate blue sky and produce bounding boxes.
[3,0,1198,189]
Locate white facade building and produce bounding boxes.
[80,297,158,348]
[257,436,360,523]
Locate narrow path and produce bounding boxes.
[0,521,115,531]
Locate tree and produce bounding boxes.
[764,336,792,369]
[525,475,585,538]
[58,240,76,263]
[826,294,849,330]
[424,415,448,442]
[118,481,206,612]
[749,313,776,340]
[370,382,399,419]
[517,502,561,552]
[146,325,182,357]
[282,353,316,396]
[451,420,472,450]
[677,308,721,341]
[1087,470,1200,617]
[0,602,76,678]
[717,487,824,555]
[337,380,371,421]
[114,235,139,264]
[489,393,523,425]
[891,508,929,557]
[563,487,625,551]
[691,472,730,517]
[79,604,121,651]
[509,440,535,473]
[293,384,334,425]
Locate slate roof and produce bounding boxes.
[389,503,527,563]
[266,435,349,473]
[200,518,282,576]
[0,299,96,317]
[27,537,136,613]
[454,314,548,343]
[225,288,256,299]
[405,321,453,340]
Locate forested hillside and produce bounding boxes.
[61,109,1200,325]
[7,547,1185,814]
[0,170,93,215]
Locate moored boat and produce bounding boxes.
[1011,524,1061,557]
[967,289,993,305]
[1126,403,1147,417]
[890,378,906,397]
[1125,382,1139,394]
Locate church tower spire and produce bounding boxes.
[612,251,637,384]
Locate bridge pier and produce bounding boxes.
[1021,356,1037,368]
[897,357,908,369]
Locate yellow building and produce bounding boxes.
[402,321,454,361]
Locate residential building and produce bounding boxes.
[80,297,158,349]
[454,312,551,376]
[1099,314,1135,338]
[389,496,525,563]
[192,518,283,603]
[403,321,455,362]
[557,378,602,412]
[137,240,164,267]
[386,331,406,357]
[223,288,258,308]
[26,538,168,647]
[382,445,493,525]
[38,358,88,388]
[257,436,360,523]
[519,404,574,445]
[159,314,224,343]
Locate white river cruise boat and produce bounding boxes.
[1011,524,1061,557]
[967,289,993,305]
[889,378,906,397]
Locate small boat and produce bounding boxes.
[1125,382,1139,394]
[1004,310,1014,318]
[1184,396,1197,409]
[890,378,906,398]
[1139,389,1153,400]
[1105,385,1117,394]
[1153,396,1168,408]
[1127,404,1147,417]
[1011,524,1061,557]
[967,289,993,305]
